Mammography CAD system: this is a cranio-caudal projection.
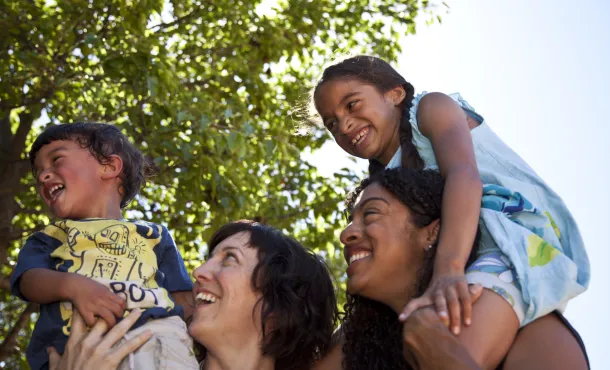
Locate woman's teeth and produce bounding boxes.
[351,127,369,146]
[195,292,217,305]
[349,252,371,265]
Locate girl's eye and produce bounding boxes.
[52,156,62,164]
[347,100,358,110]
[325,119,338,131]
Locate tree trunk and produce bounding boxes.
[0,109,39,283]
[0,303,39,363]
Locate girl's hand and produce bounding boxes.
[47,308,152,370]
[399,277,482,335]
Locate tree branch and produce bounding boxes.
[0,303,39,363]
[148,8,201,31]
[10,110,38,160]
[0,275,9,291]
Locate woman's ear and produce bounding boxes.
[101,155,123,180]
[424,219,440,247]
[385,85,407,106]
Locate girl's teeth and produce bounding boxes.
[351,128,369,146]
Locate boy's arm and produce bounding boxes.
[171,290,194,320]
[19,269,126,327]
[19,268,76,303]
[155,225,194,319]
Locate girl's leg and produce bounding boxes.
[457,289,519,369]
[502,313,588,370]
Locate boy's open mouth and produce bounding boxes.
[45,184,65,203]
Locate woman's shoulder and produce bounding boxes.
[312,326,344,370]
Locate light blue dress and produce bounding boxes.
[387,92,590,325]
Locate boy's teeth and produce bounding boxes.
[49,184,65,197]
[349,252,371,265]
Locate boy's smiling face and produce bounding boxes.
[34,139,106,219]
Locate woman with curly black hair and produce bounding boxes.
[315,167,589,370]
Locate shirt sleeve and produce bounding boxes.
[10,231,62,300]
[155,226,193,293]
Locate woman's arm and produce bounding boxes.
[403,307,481,370]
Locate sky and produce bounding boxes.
[307,0,610,368]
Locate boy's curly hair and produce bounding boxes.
[29,122,155,208]
[341,167,479,369]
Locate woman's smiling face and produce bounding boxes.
[340,182,430,309]
[189,231,263,344]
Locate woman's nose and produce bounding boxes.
[340,221,361,246]
[193,260,217,282]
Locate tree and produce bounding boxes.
[0,0,435,366]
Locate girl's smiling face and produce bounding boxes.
[314,79,405,165]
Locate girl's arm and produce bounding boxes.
[419,93,481,275]
[400,92,482,334]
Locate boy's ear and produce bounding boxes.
[101,155,123,180]
[385,85,407,106]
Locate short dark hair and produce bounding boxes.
[341,167,479,369]
[29,122,154,208]
[205,220,338,369]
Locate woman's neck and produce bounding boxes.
[203,339,274,370]
[385,293,411,315]
[376,274,417,314]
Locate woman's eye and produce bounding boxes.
[347,100,358,110]
[363,210,378,219]
[223,253,238,264]
[52,156,62,164]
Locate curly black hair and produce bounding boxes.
[199,220,339,370]
[29,122,155,208]
[313,55,425,175]
[341,168,479,369]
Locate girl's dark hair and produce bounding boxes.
[314,55,424,174]
[201,220,338,370]
[29,122,155,208]
[341,168,479,369]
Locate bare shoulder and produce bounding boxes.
[416,92,468,137]
[313,326,344,370]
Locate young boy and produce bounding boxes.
[10,123,198,370]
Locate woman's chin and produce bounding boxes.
[346,276,369,296]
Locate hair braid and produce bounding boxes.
[398,83,425,171]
